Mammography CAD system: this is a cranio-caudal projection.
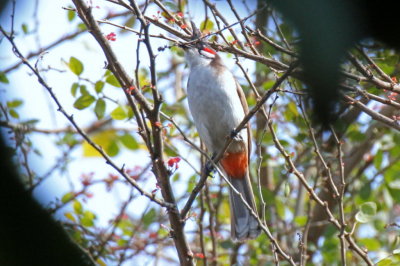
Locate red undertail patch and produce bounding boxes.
[220,151,248,179]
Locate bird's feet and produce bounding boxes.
[204,154,216,177]
[230,129,243,142]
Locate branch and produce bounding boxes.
[0,24,172,210]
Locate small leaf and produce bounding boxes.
[374,150,383,169]
[105,74,121,87]
[119,133,138,150]
[376,258,394,266]
[355,202,377,223]
[94,81,104,93]
[81,211,96,227]
[67,9,76,22]
[69,56,84,76]
[71,82,79,97]
[7,100,23,108]
[64,212,76,222]
[73,200,83,214]
[108,140,120,156]
[110,105,127,120]
[200,18,214,32]
[61,192,74,203]
[142,208,156,229]
[80,85,89,95]
[94,99,106,119]
[82,130,118,157]
[77,23,87,31]
[21,23,28,34]
[73,94,95,110]
[284,181,291,197]
[0,72,9,84]
[9,109,19,118]
[294,216,307,226]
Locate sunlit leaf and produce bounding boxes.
[105,73,121,88]
[21,23,28,34]
[82,130,118,157]
[67,9,76,22]
[110,105,127,120]
[200,18,214,32]
[69,56,84,76]
[64,212,76,222]
[73,200,83,215]
[61,192,74,203]
[7,100,23,108]
[71,82,79,97]
[9,109,19,118]
[376,257,394,266]
[294,216,307,226]
[81,210,96,227]
[94,80,104,93]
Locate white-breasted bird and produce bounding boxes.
[182,24,261,241]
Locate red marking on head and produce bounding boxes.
[220,151,248,179]
[202,47,216,55]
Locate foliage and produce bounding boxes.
[1,0,400,265]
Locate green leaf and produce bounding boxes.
[64,212,76,222]
[71,82,79,97]
[106,140,119,157]
[376,258,394,266]
[358,238,381,251]
[119,133,138,150]
[73,94,95,110]
[0,72,9,84]
[110,105,127,120]
[94,81,104,93]
[94,99,106,119]
[21,23,28,34]
[61,192,74,203]
[200,18,214,32]
[7,100,23,108]
[69,56,84,76]
[9,109,19,119]
[284,181,291,197]
[73,200,83,214]
[355,202,377,223]
[82,130,117,157]
[81,211,96,227]
[374,150,383,169]
[67,9,76,22]
[105,73,121,88]
[294,216,307,226]
[143,208,156,229]
[77,23,87,31]
[80,85,89,95]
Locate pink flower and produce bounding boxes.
[105,32,116,41]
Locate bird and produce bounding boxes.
[182,23,261,241]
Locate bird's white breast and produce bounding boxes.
[187,62,247,153]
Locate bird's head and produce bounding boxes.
[181,21,218,67]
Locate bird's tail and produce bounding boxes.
[228,172,261,241]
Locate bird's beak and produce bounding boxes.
[190,21,202,41]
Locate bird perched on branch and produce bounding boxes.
[181,23,261,241]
